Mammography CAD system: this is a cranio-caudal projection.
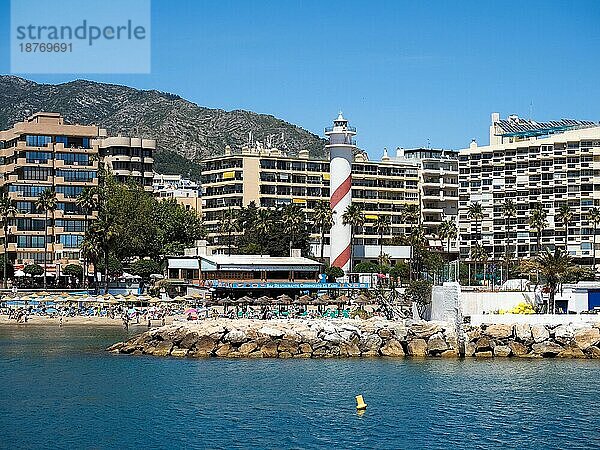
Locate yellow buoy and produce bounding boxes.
[355,394,367,410]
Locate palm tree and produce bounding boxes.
[470,242,489,285]
[502,199,516,281]
[529,203,548,255]
[588,207,600,271]
[373,215,391,257]
[281,203,305,252]
[88,217,117,293]
[401,204,420,228]
[80,231,102,290]
[220,207,240,256]
[312,201,334,262]
[535,248,573,314]
[556,204,574,252]
[0,195,17,288]
[253,208,273,244]
[35,188,57,289]
[76,187,97,288]
[437,218,457,259]
[342,203,364,271]
[438,218,457,281]
[467,201,484,243]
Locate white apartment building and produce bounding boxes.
[458,113,600,263]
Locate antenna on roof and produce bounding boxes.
[529,101,533,120]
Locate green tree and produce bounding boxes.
[401,204,420,228]
[373,215,391,257]
[35,188,57,289]
[470,242,489,285]
[76,186,97,288]
[24,263,43,282]
[325,265,344,282]
[130,259,161,280]
[556,204,574,253]
[219,207,240,256]
[342,203,364,271]
[535,248,574,313]
[405,279,432,319]
[96,254,124,278]
[153,198,204,256]
[0,195,17,288]
[0,254,14,280]
[529,203,548,255]
[467,201,484,243]
[281,203,306,252]
[353,261,380,273]
[502,199,517,282]
[312,201,334,262]
[437,218,457,259]
[63,264,83,285]
[588,207,600,270]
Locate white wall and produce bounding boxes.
[461,291,534,316]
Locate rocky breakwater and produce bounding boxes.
[464,322,600,358]
[107,318,460,358]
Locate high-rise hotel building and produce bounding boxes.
[0,112,154,270]
[201,134,459,262]
[458,113,600,263]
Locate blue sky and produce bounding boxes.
[1,0,599,157]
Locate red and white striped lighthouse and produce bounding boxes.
[326,113,357,272]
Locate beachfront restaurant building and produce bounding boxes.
[166,254,369,298]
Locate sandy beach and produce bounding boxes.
[0,315,176,327]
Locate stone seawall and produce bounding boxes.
[107,319,600,359]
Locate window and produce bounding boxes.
[58,234,83,248]
[19,167,52,180]
[17,235,46,248]
[25,135,51,147]
[26,151,53,163]
[9,184,51,197]
[56,153,91,165]
[56,170,96,182]
[55,220,86,232]
[56,185,85,198]
[16,218,46,231]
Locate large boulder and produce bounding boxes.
[558,343,586,358]
[178,331,199,349]
[410,323,442,339]
[278,339,298,354]
[149,341,173,357]
[485,324,513,340]
[427,333,448,354]
[407,339,428,356]
[215,343,232,357]
[224,329,248,344]
[493,345,512,357]
[574,328,600,350]
[340,342,362,357]
[531,325,550,343]
[193,336,217,357]
[532,341,564,357]
[239,341,258,355]
[553,325,574,346]
[380,339,405,357]
[514,323,532,341]
[475,336,494,351]
[508,341,529,357]
[260,341,279,358]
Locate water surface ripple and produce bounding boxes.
[1,326,599,449]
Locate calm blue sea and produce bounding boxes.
[0,325,599,450]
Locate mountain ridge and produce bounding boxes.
[0,76,327,178]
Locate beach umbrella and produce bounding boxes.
[296,294,312,304]
[277,294,293,305]
[14,269,25,277]
[149,273,164,280]
[237,295,253,305]
[173,296,186,302]
[336,294,350,304]
[184,308,198,315]
[256,295,273,305]
[354,294,371,305]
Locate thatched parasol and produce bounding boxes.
[276,294,293,305]
[256,295,274,305]
[354,294,371,304]
[335,294,350,304]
